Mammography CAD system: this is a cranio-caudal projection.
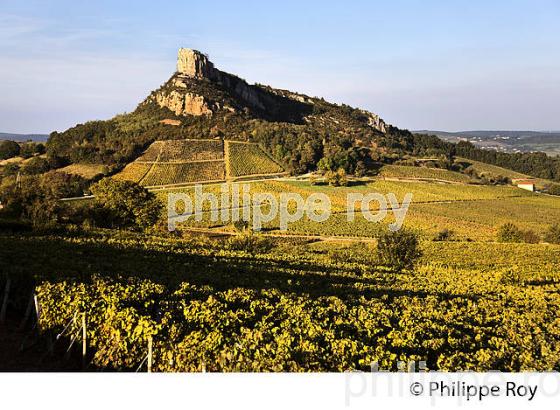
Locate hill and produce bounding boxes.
[42,49,560,183]
[46,48,413,176]
[416,130,560,156]
[0,132,48,142]
[114,138,285,186]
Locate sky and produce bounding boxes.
[1,0,559,134]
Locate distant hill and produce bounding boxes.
[0,132,49,143]
[416,130,560,156]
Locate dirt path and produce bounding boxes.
[138,142,163,186]
[179,226,378,242]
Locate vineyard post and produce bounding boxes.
[147,336,153,373]
[82,313,87,369]
[19,292,35,330]
[0,277,11,324]
[33,293,41,331]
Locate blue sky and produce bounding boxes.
[1,0,559,133]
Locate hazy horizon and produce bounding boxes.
[1,0,559,134]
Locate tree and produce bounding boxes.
[547,185,560,196]
[90,178,162,230]
[22,157,50,175]
[1,163,20,177]
[19,142,37,158]
[376,229,421,271]
[0,174,60,227]
[325,168,348,187]
[0,140,20,160]
[354,161,367,177]
[40,171,87,198]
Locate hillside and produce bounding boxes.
[418,129,560,156]
[114,138,285,186]
[43,48,560,183]
[46,49,413,176]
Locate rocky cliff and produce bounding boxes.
[177,48,216,79]
[144,48,388,133]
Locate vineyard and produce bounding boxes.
[158,179,545,240]
[379,164,473,183]
[227,141,285,178]
[113,163,152,183]
[2,230,560,371]
[5,156,560,372]
[113,139,284,186]
[142,162,226,186]
[455,157,531,180]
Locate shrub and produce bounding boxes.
[22,157,50,175]
[1,163,20,177]
[325,168,348,187]
[544,224,560,244]
[227,231,273,254]
[521,230,540,244]
[496,223,524,243]
[376,229,421,271]
[232,219,250,233]
[434,228,454,241]
[90,178,162,231]
[496,223,540,244]
[0,140,20,160]
[547,185,560,196]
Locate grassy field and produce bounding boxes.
[59,163,107,179]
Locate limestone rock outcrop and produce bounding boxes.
[155,90,213,116]
[145,48,389,133]
[177,48,216,79]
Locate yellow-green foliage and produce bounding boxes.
[228,142,284,177]
[456,157,529,180]
[141,162,225,186]
[2,231,556,372]
[113,163,152,183]
[157,179,544,239]
[456,157,554,190]
[379,164,473,183]
[157,139,224,162]
[115,139,284,186]
[58,164,107,179]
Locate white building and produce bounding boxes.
[512,179,536,192]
